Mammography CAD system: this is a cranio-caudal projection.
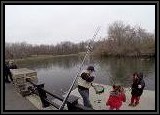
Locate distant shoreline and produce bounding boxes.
[7,53,81,63]
[6,52,155,63]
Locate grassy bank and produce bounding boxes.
[9,53,82,64]
[6,51,154,64]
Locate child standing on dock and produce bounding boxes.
[129,72,145,106]
[106,84,126,110]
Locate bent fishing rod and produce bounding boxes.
[59,26,101,110]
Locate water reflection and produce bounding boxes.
[17,55,155,94]
[97,57,155,89]
[18,55,80,69]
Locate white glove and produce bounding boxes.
[138,85,142,88]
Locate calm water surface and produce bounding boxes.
[17,55,155,95]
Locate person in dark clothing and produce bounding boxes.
[128,72,145,106]
[77,66,95,108]
[5,62,13,83]
[9,61,18,82]
[5,61,11,83]
[9,61,18,69]
[5,61,18,83]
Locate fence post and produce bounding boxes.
[66,95,80,110]
[36,84,50,108]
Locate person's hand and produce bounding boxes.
[128,87,132,91]
[138,85,142,88]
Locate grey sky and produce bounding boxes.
[5,5,155,45]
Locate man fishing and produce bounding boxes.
[59,27,101,110]
[77,66,95,108]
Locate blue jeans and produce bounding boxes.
[78,88,92,108]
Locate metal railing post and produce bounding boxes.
[36,84,50,108]
[66,95,79,110]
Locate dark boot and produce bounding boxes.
[8,72,13,82]
[128,103,134,106]
[5,80,11,83]
[133,102,139,106]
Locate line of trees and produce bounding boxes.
[94,21,155,57]
[5,21,155,60]
[5,41,88,59]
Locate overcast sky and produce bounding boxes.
[5,5,155,45]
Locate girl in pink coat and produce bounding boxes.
[106,84,126,110]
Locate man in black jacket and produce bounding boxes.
[5,61,11,83]
[5,61,18,83]
[77,66,95,108]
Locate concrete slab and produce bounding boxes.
[71,83,155,110]
[5,83,38,110]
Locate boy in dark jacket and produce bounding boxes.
[129,72,145,106]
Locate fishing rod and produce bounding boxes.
[59,26,101,110]
[107,71,115,85]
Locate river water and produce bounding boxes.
[17,55,155,95]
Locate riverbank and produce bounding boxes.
[7,53,82,63]
[7,51,155,64]
[96,53,155,58]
